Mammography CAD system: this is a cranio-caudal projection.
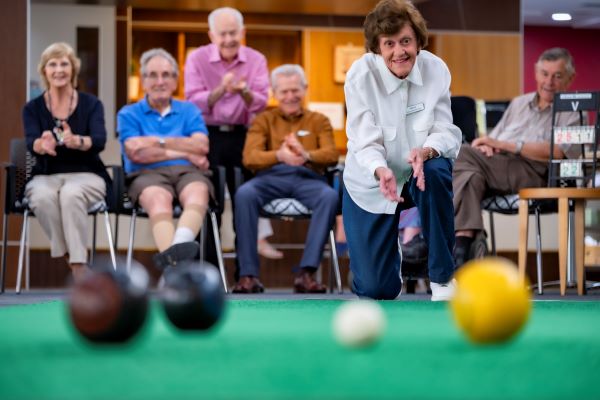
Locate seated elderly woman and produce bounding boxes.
[22,42,111,282]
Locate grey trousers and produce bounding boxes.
[452,144,547,231]
[25,172,106,263]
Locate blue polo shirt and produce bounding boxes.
[117,97,208,174]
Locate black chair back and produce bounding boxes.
[5,139,35,214]
[450,96,478,144]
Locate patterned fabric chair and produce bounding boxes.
[259,168,343,293]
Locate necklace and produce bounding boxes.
[47,88,75,145]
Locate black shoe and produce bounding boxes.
[401,235,428,265]
[153,241,200,270]
[468,230,489,259]
[453,243,472,269]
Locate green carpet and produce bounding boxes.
[1,300,600,400]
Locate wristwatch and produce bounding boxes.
[241,85,250,96]
[159,137,166,148]
[515,140,524,156]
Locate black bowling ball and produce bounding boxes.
[68,267,149,343]
[161,261,226,331]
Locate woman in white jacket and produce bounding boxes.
[343,0,461,301]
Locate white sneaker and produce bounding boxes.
[430,279,456,302]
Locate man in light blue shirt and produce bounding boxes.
[118,48,213,269]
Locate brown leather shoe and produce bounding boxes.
[293,270,326,293]
[232,276,265,294]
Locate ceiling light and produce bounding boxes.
[552,13,572,21]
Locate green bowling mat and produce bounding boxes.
[1,300,599,399]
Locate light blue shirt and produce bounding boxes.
[343,50,462,214]
[117,97,208,174]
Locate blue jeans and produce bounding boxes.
[235,164,338,277]
[343,158,456,299]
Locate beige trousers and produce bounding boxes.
[453,145,547,231]
[24,172,106,264]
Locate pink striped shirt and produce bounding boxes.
[184,43,269,126]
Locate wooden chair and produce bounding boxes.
[518,91,599,295]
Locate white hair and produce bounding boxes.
[270,64,307,90]
[208,7,244,32]
[140,48,179,78]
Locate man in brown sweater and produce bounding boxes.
[232,64,339,293]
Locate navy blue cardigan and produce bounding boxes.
[22,92,113,207]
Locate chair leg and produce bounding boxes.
[488,211,497,256]
[535,207,543,295]
[1,212,9,293]
[329,229,342,294]
[126,211,137,274]
[25,219,30,291]
[199,217,206,262]
[103,211,117,270]
[114,214,119,251]
[209,211,228,293]
[16,210,29,294]
[90,214,97,266]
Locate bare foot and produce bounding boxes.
[257,239,284,259]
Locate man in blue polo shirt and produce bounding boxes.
[117,48,213,268]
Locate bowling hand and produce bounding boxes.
[407,148,426,192]
[375,167,403,202]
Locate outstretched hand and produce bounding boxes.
[375,167,404,202]
[407,148,426,191]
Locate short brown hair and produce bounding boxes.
[37,42,81,89]
[364,0,428,54]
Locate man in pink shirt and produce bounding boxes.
[184,7,282,264]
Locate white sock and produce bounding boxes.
[171,227,196,245]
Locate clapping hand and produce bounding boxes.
[40,130,57,156]
[60,121,81,150]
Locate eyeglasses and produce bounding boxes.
[144,72,176,81]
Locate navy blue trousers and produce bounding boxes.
[235,164,338,277]
[343,158,456,299]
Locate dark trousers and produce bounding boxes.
[343,158,456,300]
[234,164,338,277]
[206,125,252,212]
[206,125,251,272]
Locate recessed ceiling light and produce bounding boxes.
[552,13,572,21]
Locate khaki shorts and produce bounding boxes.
[126,165,214,204]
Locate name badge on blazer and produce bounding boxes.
[406,103,425,115]
[297,130,311,137]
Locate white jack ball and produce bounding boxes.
[332,300,386,347]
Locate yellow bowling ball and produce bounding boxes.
[450,257,531,344]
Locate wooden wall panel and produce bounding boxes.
[433,33,521,101]
[0,0,27,290]
[302,29,364,151]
